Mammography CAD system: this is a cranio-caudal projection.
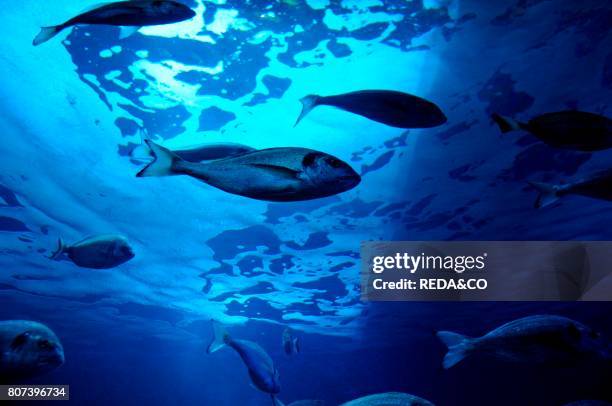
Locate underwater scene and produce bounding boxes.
[0,0,611,405]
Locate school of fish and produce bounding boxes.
[2,1,609,405]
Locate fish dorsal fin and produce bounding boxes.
[80,2,113,14]
[81,0,143,14]
[119,26,142,39]
[249,164,301,179]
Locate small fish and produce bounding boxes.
[492,110,612,151]
[282,328,300,356]
[207,321,281,405]
[50,234,135,269]
[295,90,447,129]
[136,140,360,202]
[437,315,610,369]
[33,0,196,46]
[0,321,65,383]
[529,169,612,208]
[131,138,256,164]
[339,392,435,406]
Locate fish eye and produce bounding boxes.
[326,157,343,169]
[589,329,601,340]
[302,152,322,167]
[38,339,54,350]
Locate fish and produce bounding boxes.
[50,234,135,269]
[295,90,447,129]
[528,169,612,208]
[492,110,612,151]
[136,140,360,202]
[339,392,435,406]
[207,321,281,405]
[33,0,196,46]
[437,315,610,369]
[0,321,65,383]
[131,138,256,164]
[282,328,300,356]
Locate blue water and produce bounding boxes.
[0,0,611,405]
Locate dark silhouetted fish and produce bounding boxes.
[50,234,135,269]
[282,328,300,356]
[131,140,256,164]
[136,140,360,202]
[339,392,434,406]
[529,169,612,208]
[295,90,447,128]
[33,1,196,46]
[207,321,281,406]
[492,110,612,151]
[437,315,610,369]
[0,321,65,383]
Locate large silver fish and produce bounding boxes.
[492,110,612,151]
[136,140,360,202]
[339,392,435,406]
[437,315,610,368]
[295,90,447,129]
[0,321,65,383]
[50,234,135,269]
[33,1,196,46]
[207,321,281,405]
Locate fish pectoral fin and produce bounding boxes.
[119,26,142,40]
[249,164,302,180]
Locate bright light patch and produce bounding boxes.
[341,0,383,9]
[129,60,201,108]
[206,9,254,35]
[163,60,224,76]
[306,0,330,10]
[323,8,404,31]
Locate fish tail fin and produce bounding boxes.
[33,26,62,46]
[295,95,319,127]
[49,238,66,260]
[136,140,182,177]
[138,126,151,143]
[130,127,154,163]
[207,320,231,354]
[491,113,522,133]
[528,181,561,209]
[436,331,473,369]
